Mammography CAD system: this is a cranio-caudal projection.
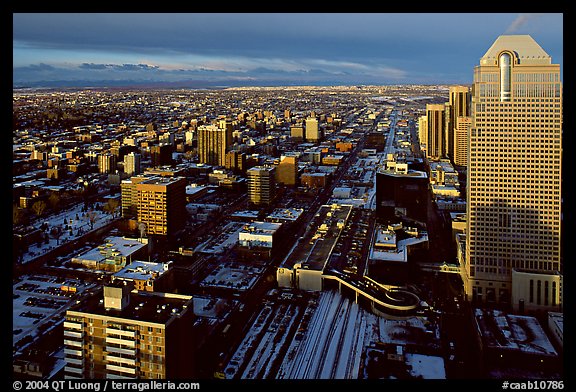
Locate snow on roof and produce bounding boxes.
[114,260,169,281]
[475,309,558,356]
[406,353,446,379]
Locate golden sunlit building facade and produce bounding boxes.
[463,35,562,311]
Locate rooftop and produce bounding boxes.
[481,35,551,65]
[68,287,193,325]
[72,236,147,263]
[475,309,558,357]
[113,260,171,282]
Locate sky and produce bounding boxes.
[13,13,563,88]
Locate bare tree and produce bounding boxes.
[13,204,25,226]
[103,198,120,218]
[87,211,98,230]
[48,192,61,213]
[31,200,47,217]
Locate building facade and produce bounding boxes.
[124,152,141,176]
[64,284,195,379]
[276,155,298,186]
[305,117,320,142]
[463,35,562,310]
[197,124,233,167]
[425,104,446,159]
[136,176,186,237]
[446,86,471,165]
[247,166,277,206]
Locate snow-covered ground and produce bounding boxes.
[13,274,96,348]
[18,201,119,265]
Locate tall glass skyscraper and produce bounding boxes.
[463,35,562,311]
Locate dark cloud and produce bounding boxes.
[79,63,160,71]
[12,13,562,86]
[17,63,56,72]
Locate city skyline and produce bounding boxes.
[13,13,563,88]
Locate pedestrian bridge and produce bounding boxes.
[322,269,421,318]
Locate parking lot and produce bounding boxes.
[13,274,95,348]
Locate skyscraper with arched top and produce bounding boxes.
[463,35,562,311]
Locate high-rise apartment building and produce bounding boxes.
[446,86,471,163]
[136,176,186,237]
[197,124,233,167]
[425,104,446,159]
[247,166,277,206]
[464,35,562,311]
[63,283,196,379]
[98,153,117,174]
[124,152,141,176]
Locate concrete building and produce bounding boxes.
[425,104,446,159]
[63,283,196,379]
[123,152,141,176]
[247,166,276,206]
[464,35,562,309]
[197,124,233,167]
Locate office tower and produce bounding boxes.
[136,176,186,237]
[453,116,472,167]
[425,104,446,159]
[284,109,291,121]
[247,166,277,206]
[276,155,298,186]
[418,115,428,156]
[98,153,117,174]
[446,86,471,162]
[225,150,246,174]
[464,35,562,311]
[124,152,141,176]
[63,283,196,379]
[197,124,233,166]
[375,166,428,224]
[150,144,173,167]
[305,117,320,142]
